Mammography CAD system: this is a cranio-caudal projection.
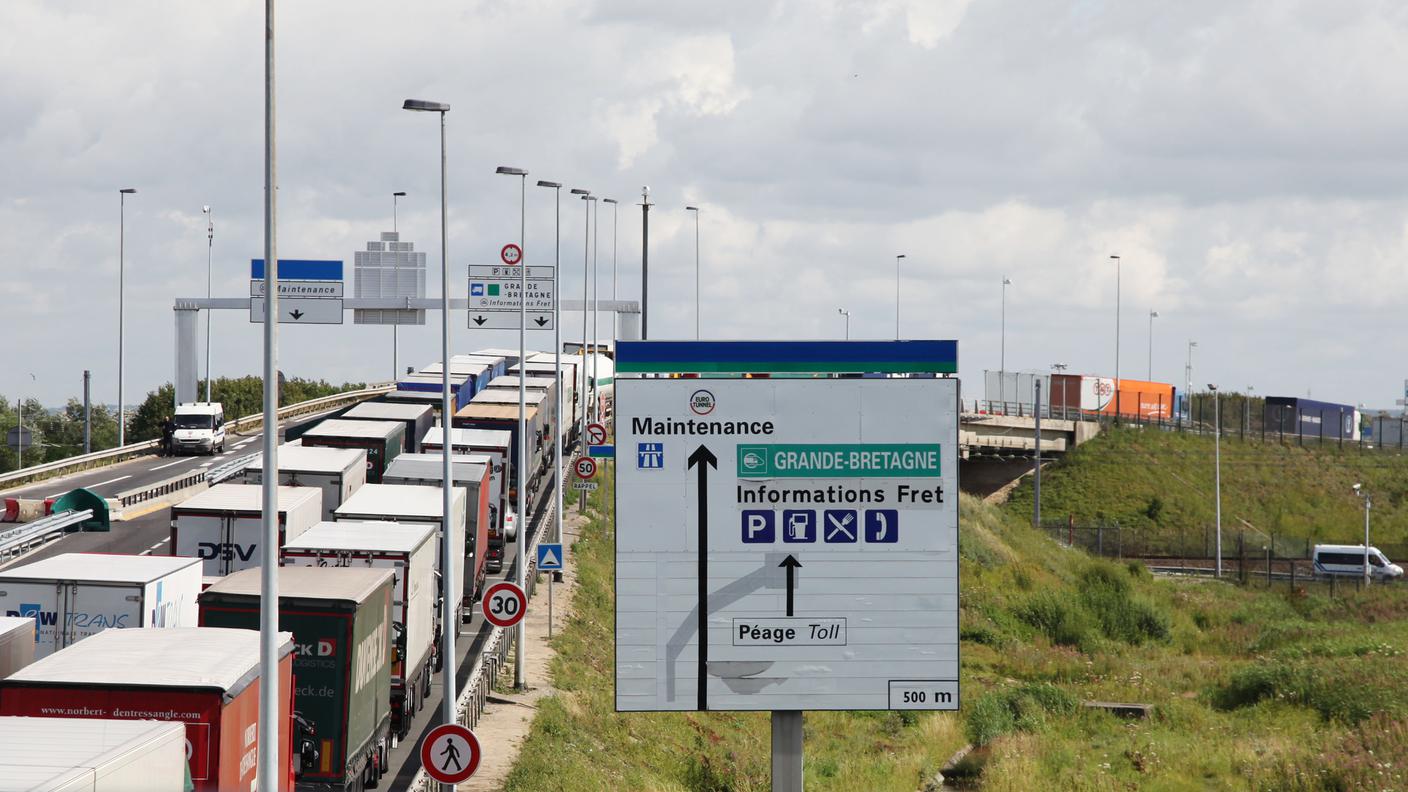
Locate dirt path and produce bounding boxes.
[463,509,588,790]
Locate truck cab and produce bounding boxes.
[172,402,226,456]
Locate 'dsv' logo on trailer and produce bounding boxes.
[197,542,257,562]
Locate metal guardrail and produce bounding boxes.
[0,384,393,494]
[115,469,208,508]
[206,453,261,486]
[0,509,93,560]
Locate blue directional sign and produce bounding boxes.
[536,543,564,571]
[588,444,615,458]
[250,259,344,280]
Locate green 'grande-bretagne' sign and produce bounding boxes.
[736,444,942,478]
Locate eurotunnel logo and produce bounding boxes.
[689,389,716,415]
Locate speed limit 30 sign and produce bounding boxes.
[482,581,527,628]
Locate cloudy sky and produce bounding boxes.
[5,1,1407,408]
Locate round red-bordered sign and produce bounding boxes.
[482,581,527,628]
[585,422,607,446]
[500,243,523,266]
[574,457,597,480]
[420,723,481,784]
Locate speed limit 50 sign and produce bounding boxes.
[482,581,527,628]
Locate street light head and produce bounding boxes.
[536,180,561,188]
[1207,383,1217,391]
[495,166,528,176]
[685,205,698,212]
[602,197,618,204]
[402,99,450,112]
[1002,277,1012,286]
[1151,310,1159,318]
[569,188,590,196]
[1109,254,1120,260]
[119,188,136,194]
[202,205,210,214]
[393,191,407,197]
[897,254,906,260]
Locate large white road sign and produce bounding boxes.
[615,372,959,712]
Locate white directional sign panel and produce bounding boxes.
[615,377,959,712]
[468,265,554,330]
[249,259,344,324]
[249,297,344,325]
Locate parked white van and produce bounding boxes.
[1312,544,1404,580]
[172,402,226,455]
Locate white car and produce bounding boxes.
[1313,544,1404,580]
[504,510,518,542]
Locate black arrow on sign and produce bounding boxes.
[778,555,802,616]
[534,316,548,327]
[473,315,488,326]
[687,444,717,712]
[289,309,305,320]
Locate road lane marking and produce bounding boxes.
[151,459,186,471]
[199,462,213,468]
[90,475,132,488]
[140,538,170,557]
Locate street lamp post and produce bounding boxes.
[686,206,700,339]
[570,189,591,452]
[402,97,457,722]
[837,308,850,340]
[1148,310,1158,381]
[17,374,34,469]
[392,191,406,379]
[1185,340,1197,424]
[118,188,136,446]
[1210,383,1222,577]
[496,166,529,692]
[1110,255,1121,418]
[1000,276,1012,403]
[895,254,906,339]
[604,198,618,338]
[592,197,602,421]
[537,181,564,547]
[203,206,214,402]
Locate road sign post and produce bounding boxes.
[612,340,960,790]
[420,723,481,786]
[537,542,565,637]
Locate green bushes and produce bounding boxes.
[1211,661,1386,723]
[1016,590,1094,648]
[964,683,1079,746]
[1013,562,1171,648]
[1078,564,1171,645]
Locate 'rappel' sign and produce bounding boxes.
[482,581,527,628]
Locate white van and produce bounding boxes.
[171,402,226,455]
[1312,544,1404,580]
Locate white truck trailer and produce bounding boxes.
[241,443,367,522]
[170,484,322,575]
[0,554,201,659]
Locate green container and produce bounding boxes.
[199,566,393,788]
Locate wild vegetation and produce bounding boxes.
[508,463,1408,790]
[1004,424,1408,552]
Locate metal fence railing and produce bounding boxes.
[0,509,93,562]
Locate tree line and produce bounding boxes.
[0,375,364,475]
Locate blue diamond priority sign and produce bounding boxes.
[537,543,564,571]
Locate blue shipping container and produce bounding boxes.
[1264,396,1357,440]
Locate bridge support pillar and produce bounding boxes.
[175,306,199,406]
[619,310,640,341]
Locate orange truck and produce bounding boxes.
[1049,374,1176,420]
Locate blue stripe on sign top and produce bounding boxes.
[250,259,344,280]
[615,340,958,374]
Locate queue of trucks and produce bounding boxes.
[0,347,597,790]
